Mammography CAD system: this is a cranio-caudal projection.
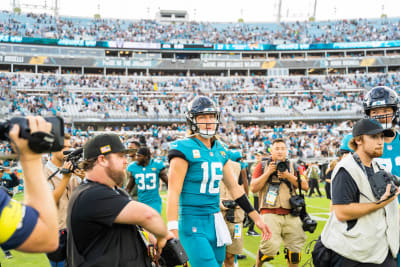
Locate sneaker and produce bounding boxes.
[246,230,260,236]
[4,250,13,259]
[237,254,247,260]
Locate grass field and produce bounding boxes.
[0,188,330,267]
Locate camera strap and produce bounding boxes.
[47,168,60,181]
[352,153,369,177]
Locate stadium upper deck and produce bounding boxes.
[1,11,400,44]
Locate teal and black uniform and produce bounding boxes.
[127,159,166,214]
[374,131,400,178]
[168,137,230,267]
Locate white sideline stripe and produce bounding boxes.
[307,205,330,211]
[242,248,274,267]
[310,214,328,221]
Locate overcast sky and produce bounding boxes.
[0,0,398,22]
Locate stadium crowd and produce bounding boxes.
[2,73,400,92]
[1,10,400,44]
[59,121,348,162]
[6,72,400,119]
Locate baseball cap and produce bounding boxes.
[352,118,395,138]
[255,149,264,155]
[83,133,129,160]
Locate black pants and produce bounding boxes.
[331,251,396,267]
[248,196,259,231]
[325,182,331,199]
[308,179,322,197]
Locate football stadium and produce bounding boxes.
[1,0,400,266]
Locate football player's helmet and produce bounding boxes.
[186,96,220,139]
[363,86,399,128]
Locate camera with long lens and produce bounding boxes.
[369,170,400,200]
[289,196,317,233]
[289,195,305,216]
[222,200,237,223]
[300,212,317,233]
[60,147,83,174]
[0,116,64,154]
[276,160,289,172]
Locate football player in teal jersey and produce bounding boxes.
[127,147,168,214]
[167,96,271,267]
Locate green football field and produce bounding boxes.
[0,189,330,267]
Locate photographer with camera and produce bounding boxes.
[220,149,248,267]
[0,116,59,253]
[251,138,309,267]
[44,133,83,267]
[317,119,399,267]
[67,133,171,267]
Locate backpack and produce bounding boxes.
[310,166,319,179]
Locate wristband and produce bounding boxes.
[235,194,255,214]
[167,221,179,231]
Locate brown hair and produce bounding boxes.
[348,136,363,151]
[272,138,286,146]
[326,159,338,174]
[64,133,71,140]
[79,154,111,171]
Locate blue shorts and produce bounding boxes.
[179,214,225,267]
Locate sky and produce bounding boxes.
[0,0,399,23]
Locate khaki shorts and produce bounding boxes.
[259,213,306,256]
[225,221,243,255]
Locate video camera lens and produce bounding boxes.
[0,116,64,154]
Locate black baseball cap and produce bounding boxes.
[352,118,395,138]
[83,133,129,160]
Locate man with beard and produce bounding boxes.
[127,147,168,214]
[66,134,169,267]
[319,119,399,266]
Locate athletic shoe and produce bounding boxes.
[246,230,260,236]
[4,250,13,259]
[237,254,247,260]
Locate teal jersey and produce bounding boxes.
[168,138,229,215]
[228,149,247,170]
[375,131,400,178]
[127,159,166,206]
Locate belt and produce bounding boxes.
[260,208,291,215]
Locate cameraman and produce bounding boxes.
[44,133,82,267]
[320,119,399,266]
[0,116,58,253]
[251,138,309,267]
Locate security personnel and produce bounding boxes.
[127,147,168,214]
[251,138,309,267]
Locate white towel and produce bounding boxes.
[214,212,232,247]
